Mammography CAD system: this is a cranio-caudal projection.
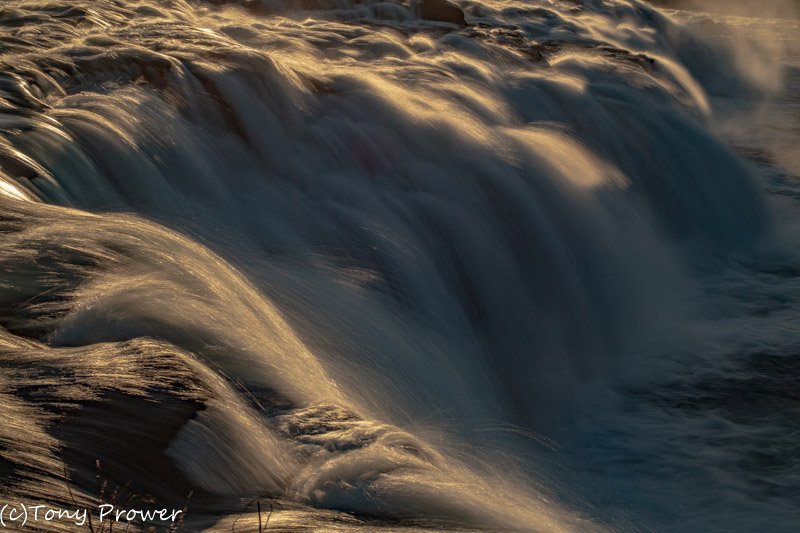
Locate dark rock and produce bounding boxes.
[420,0,466,26]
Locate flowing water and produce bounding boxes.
[0,0,797,531]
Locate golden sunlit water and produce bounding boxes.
[0,0,798,531]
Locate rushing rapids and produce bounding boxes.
[0,0,798,531]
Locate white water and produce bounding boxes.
[0,0,797,531]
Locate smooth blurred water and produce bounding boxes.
[0,0,797,531]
